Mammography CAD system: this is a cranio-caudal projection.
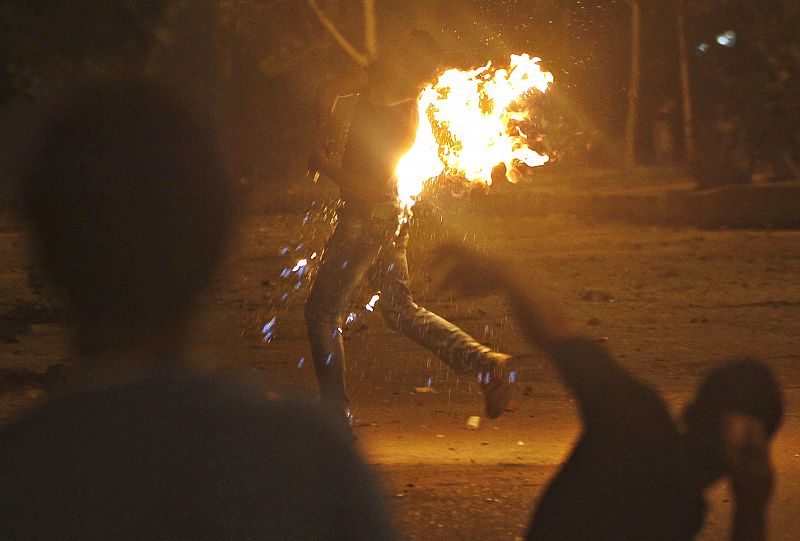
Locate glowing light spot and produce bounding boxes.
[297,357,305,368]
[292,259,308,272]
[280,268,291,278]
[279,247,290,256]
[325,353,334,366]
[716,30,736,47]
[365,292,381,312]
[310,252,318,259]
[426,377,434,388]
[345,312,358,325]
[509,370,517,384]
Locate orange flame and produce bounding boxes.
[396,53,553,209]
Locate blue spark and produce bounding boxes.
[325,353,334,366]
[261,317,277,335]
[346,312,358,325]
[280,268,291,278]
[297,357,305,368]
[716,30,736,48]
[279,247,290,256]
[509,371,517,384]
[426,377,434,388]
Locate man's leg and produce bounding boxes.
[373,224,515,418]
[305,210,388,408]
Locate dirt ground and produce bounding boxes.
[2,194,799,540]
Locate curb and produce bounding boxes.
[462,181,800,229]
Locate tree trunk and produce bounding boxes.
[676,0,695,163]
[625,0,641,169]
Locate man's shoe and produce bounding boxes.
[480,353,517,419]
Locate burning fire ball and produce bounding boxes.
[395,53,553,209]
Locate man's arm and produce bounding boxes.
[433,243,650,424]
[314,65,368,156]
[433,243,577,351]
[308,151,361,191]
[725,414,773,541]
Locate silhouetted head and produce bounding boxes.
[377,29,443,96]
[22,78,232,354]
[681,358,783,485]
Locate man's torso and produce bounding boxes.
[526,339,707,540]
[340,89,418,209]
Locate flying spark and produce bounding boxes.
[365,292,381,312]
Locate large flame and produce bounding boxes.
[396,53,553,209]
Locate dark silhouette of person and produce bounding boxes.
[434,243,783,541]
[0,78,396,540]
[306,30,515,426]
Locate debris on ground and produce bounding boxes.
[579,289,615,302]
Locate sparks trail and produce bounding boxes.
[254,199,335,345]
[256,199,385,348]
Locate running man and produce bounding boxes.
[306,30,515,425]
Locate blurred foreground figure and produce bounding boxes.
[435,244,783,541]
[306,30,515,425]
[0,79,395,540]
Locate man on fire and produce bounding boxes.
[306,30,516,426]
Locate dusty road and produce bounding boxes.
[2,197,799,540]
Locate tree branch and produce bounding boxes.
[363,0,377,60]
[306,0,369,66]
